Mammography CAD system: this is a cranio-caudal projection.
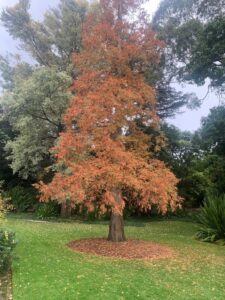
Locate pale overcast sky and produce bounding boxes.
[0,0,220,132]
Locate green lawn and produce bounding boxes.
[6,216,225,300]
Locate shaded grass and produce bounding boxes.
[6,216,225,300]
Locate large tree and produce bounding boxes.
[1,0,87,72]
[0,0,190,187]
[187,106,225,202]
[1,67,72,179]
[0,0,86,181]
[153,0,225,92]
[37,0,181,242]
[0,0,192,120]
[159,107,225,206]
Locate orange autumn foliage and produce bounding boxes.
[36,0,181,215]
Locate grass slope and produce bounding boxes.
[6,216,225,300]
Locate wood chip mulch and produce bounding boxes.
[68,238,175,260]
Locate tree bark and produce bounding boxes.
[60,203,71,218]
[108,212,126,242]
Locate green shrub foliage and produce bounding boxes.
[0,192,16,273]
[5,186,38,212]
[196,195,225,243]
[0,230,16,273]
[36,202,60,220]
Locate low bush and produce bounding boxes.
[5,185,38,212]
[0,193,16,273]
[36,202,60,219]
[0,230,16,273]
[196,194,225,243]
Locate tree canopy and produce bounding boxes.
[0,0,196,188]
[0,0,85,182]
[153,0,225,92]
[1,0,87,71]
[37,0,181,241]
[198,106,225,156]
[1,67,72,179]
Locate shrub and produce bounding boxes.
[179,172,210,208]
[196,194,225,243]
[5,185,38,212]
[0,194,7,225]
[0,193,16,273]
[0,230,16,273]
[36,202,60,219]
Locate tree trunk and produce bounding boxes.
[60,203,71,218]
[108,213,126,242]
[107,188,126,242]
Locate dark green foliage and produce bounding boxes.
[0,110,19,187]
[159,124,205,207]
[36,202,60,219]
[196,194,225,243]
[0,230,16,273]
[153,0,225,91]
[193,155,225,193]
[5,186,38,212]
[199,106,225,156]
[178,172,210,207]
[160,120,225,208]
[186,17,225,88]
[156,84,198,118]
[160,123,196,177]
[0,121,13,185]
[178,154,225,207]
[72,204,110,221]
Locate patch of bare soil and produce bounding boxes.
[68,238,175,260]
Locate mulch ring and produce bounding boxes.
[68,238,175,260]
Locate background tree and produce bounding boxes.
[159,123,196,177]
[1,0,87,72]
[0,0,86,185]
[37,0,181,241]
[1,68,72,179]
[151,0,225,206]
[189,106,225,199]
[0,116,14,187]
[198,106,225,156]
[158,123,205,207]
[160,106,225,207]
[153,0,225,93]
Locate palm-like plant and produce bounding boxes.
[196,195,225,243]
